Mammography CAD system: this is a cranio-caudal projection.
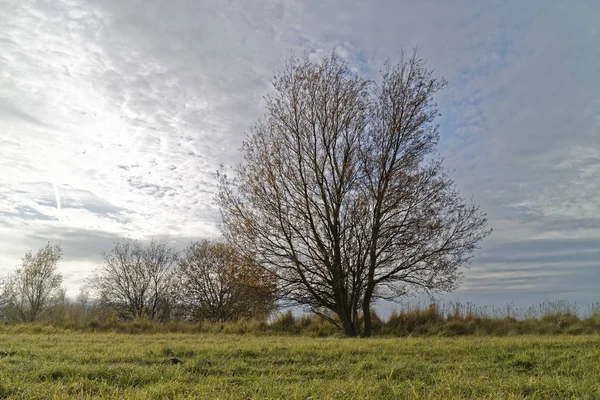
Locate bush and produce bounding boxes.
[270,311,297,333]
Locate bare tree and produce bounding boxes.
[89,239,178,321]
[0,275,14,321]
[218,51,491,336]
[0,275,11,305]
[177,240,277,322]
[8,243,64,322]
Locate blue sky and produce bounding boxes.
[1,0,599,309]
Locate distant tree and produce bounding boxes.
[0,275,11,305]
[0,275,13,320]
[218,51,491,336]
[69,287,93,325]
[89,239,178,321]
[177,240,277,322]
[7,243,64,322]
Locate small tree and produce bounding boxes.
[89,239,178,321]
[0,275,13,321]
[177,240,277,322]
[218,51,490,336]
[8,243,64,322]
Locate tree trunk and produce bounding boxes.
[362,290,373,337]
[337,304,359,337]
[341,317,359,337]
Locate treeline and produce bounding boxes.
[0,240,277,325]
[3,242,600,337]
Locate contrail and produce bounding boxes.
[52,181,62,222]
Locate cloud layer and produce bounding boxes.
[1,0,599,304]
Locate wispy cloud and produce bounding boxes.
[1,0,598,302]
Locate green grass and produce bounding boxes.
[0,332,599,399]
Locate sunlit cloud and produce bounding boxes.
[1,0,598,303]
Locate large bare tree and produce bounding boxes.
[218,51,490,336]
[177,240,277,323]
[8,243,64,322]
[89,239,178,321]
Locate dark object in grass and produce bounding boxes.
[168,357,183,365]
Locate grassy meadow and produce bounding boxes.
[0,330,599,399]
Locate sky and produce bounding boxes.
[1,0,599,311]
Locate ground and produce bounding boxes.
[0,331,598,399]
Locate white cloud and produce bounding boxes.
[0,0,598,302]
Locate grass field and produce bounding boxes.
[0,331,599,399]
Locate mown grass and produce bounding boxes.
[0,331,599,399]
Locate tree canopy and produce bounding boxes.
[177,240,277,322]
[89,239,178,321]
[7,242,64,322]
[218,51,491,336]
